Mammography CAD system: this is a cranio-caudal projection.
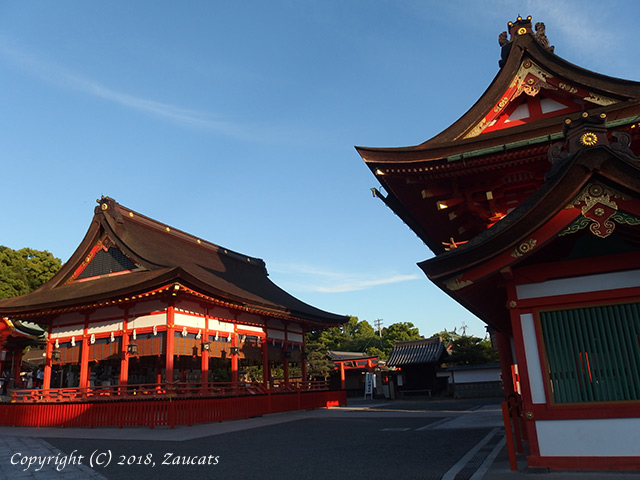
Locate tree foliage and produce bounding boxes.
[307,317,422,363]
[433,328,499,366]
[0,246,62,299]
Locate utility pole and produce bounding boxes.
[374,319,383,338]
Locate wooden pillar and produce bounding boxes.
[197,314,209,388]
[230,331,239,384]
[283,345,290,388]
[119,307,129,386]
[166,304,176,383]
[13,349,22,389]
[497,330,515,397]
[339,361,346,390]
[262,337,270,388]
[301,343,307,384]
[78,314,90,391]
[43,339,53,390]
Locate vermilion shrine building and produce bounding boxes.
[0,196,347,426]
[358,17,640,471]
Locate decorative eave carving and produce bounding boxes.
[444,275,473,291]
[561,182,640,238]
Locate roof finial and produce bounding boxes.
[534,22,554,52]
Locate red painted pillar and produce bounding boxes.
[497,330,515,397]
[200,316,209,392]
[262,337,270,388]
[119,308,129,386]
[231,332,239,384]
[301,344,307,384]
[79,315,90,391]
[283,345,290,389]
[339,361,346,390]
[166,305,176,383]
[13,349,23,389]
[43,340,53,390]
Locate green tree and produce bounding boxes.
[309,316,376,352]
[305,341,335,381]
[433,328,499,366]
[0,246,62,299]
[447,336,499,366]
[308,318,423,362]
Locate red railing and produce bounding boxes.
[0,382,344,429]
[8,380,328,403]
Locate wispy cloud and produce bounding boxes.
[516,0,616,55]
[0,37,282,141]
[269,262,420,293]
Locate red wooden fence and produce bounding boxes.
[0,389,346,429]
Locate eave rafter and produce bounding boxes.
[435,180,640,295]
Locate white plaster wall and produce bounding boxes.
[50,325,84,338]
[516,270,640,299]
[520,313,546,404]
[208,319,234,333]
[287,332,303,343]
[267,329,286,340]
[536,418,640,456]
[174,312,205,329]
[87,319,123,334]
[129,313,166,329]
[237,325,264,334]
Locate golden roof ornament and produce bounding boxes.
[499,16,554,67]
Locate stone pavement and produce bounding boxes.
[0,398,639,479]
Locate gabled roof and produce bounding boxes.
[0,197,348,327]
[386,337,446,367]
[357,16,640,254]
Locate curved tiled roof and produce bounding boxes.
[0,197,348,327]
[386,337,446,367]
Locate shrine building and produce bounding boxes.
[358,17,640,471]
[0,196,348,427]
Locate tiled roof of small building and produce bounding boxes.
[386,337,446,367]
[326,351,377,362]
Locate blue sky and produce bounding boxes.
[2,1,640,339]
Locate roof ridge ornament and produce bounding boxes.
[499,16,554,68]
[547,111,610,178]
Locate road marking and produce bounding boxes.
[441,427,502,480]
[469,435,506,480]
[415,417,456,430]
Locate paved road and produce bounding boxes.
[1,398,638,480]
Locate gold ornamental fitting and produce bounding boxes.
[580,132,598,146]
